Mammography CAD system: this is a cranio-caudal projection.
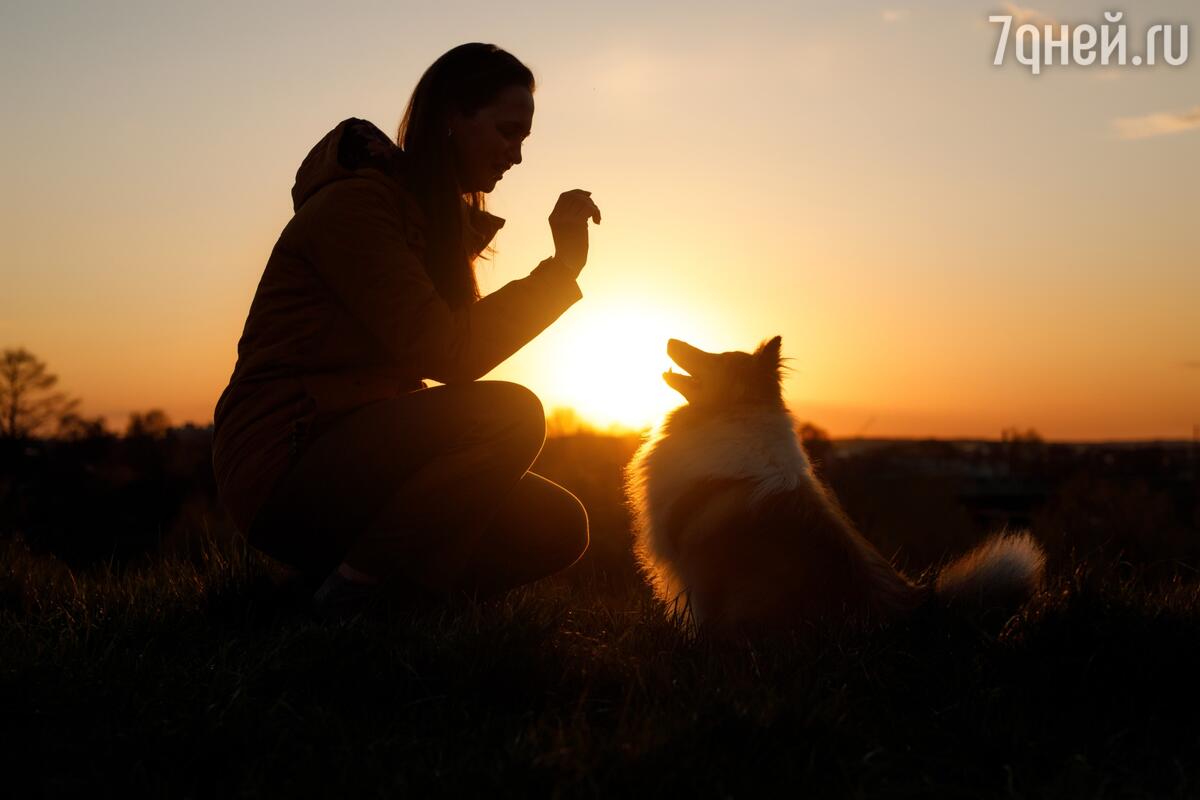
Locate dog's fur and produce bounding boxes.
[624,336,1046,633]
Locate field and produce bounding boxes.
[3,431,1199,797]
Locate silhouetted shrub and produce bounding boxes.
[0,427,217,569]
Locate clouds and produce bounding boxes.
[881,9,909,23]
[1113,106,1200,140]
[1001,2,1056,27]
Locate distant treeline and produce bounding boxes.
[1,423,1197,586]
[0,423,218,566]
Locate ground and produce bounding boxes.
[2,433,1198,797]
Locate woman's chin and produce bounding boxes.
[466,178,498,194]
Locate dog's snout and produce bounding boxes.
[666,338,706,372]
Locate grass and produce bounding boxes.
[4,526,1200,799]
[3,432,1199,797]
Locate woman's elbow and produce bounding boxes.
[422,358,484,386]
[409,317,484,385]
[432,370,479,386]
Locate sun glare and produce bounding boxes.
[536,301,725,432]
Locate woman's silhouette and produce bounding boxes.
[212,44,599,616]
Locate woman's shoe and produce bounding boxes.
[311,568,379,621]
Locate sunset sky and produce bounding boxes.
[3,0,1197,439]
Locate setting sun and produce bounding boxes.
[532,300,722,432]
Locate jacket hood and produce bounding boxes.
[291,117,505,255]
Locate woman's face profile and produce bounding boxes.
[450,84,534,194]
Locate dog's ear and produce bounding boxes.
[755,336,782,368]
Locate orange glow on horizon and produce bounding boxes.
[4,6,1197,441]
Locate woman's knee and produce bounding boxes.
[565,491,590,565]
[546,483,590,568]
[475,381,546,459]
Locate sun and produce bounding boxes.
[535,300,725,432]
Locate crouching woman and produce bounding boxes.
[211,44,600,615]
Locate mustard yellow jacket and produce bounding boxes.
[212,118,581,536]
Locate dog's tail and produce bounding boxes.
[934,531,1046,609]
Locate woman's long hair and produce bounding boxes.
[397,43,535,309]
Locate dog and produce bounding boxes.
[624,336,1046,633]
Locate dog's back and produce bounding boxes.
[631,451,923,631]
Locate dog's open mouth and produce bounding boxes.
[662,366,698,397]
[663,339,704,399]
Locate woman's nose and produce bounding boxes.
[509,143,522,166]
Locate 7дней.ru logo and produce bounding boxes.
[991,11,1190,74]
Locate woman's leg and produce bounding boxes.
[396,470,589,598]
[248,381,586,593]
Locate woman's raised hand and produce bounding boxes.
[548,189,601,278]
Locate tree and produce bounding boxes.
[546,406,595,437]
[1001,427,1043,444]
[125,409,172,439]
[0,347,80,440]
[796,419,834,466]
[1001,426,1046,464]
[57,411,111,441]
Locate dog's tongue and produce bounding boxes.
[662,367,698,400]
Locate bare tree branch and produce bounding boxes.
[0,348,83,440]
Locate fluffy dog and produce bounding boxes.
[624,336,1045,633]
